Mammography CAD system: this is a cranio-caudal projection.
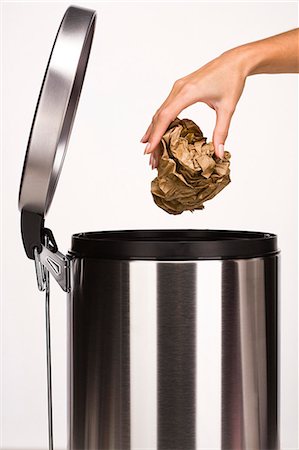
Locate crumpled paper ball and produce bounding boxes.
[151,117,231,215]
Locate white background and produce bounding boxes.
[1,1,298,449]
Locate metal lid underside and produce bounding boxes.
[18,6,96,216]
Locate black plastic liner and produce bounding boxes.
[70,229,279,260]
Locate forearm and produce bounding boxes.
[142,28,299,161]
[228,28,299,77]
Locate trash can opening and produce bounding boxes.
[70,229,278,261]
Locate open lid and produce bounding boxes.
[19,6,96,259]
[19,6,96,216]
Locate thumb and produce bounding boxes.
[213,108,233,158]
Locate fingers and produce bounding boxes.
[212,107,234,158]
[141,123,153,144]
[141,79,193,153]
[149,152,156,169]
[148,148,161,170]
[153,149,160,169]
[144,108,176,154]
[141,105,171,147]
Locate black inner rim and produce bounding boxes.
[72,229,274,243]
[70,229,278,260]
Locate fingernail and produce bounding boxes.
[145,142,151,154]
[218,144,224,158]
[140,135,146,143]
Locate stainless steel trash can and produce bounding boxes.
[18,7,280,450]
[68,230,279,450]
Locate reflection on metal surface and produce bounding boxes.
[68,256,279,450]
[18,7,96,216]
[130,262,157,449]
[39,245,70,292]
[196,262,222,449]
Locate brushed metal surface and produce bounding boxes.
[68,255,279,450]
[19,6,96,215]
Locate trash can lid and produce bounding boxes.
[70,229,279,260]
[18,6,96,216]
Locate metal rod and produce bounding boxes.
[45,265,54,450]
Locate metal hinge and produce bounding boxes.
[34,245,71,292]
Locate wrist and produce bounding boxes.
[221,43,263,78]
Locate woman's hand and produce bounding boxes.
[141,48,248,167]
[141,29,299,169]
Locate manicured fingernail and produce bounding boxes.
[144,143,150,155]
[218,144,224,158]
[140,135,146,142]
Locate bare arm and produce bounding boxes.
[141,29,299,167]
[246,28,299,75]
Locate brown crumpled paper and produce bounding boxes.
[151,118,231,215]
